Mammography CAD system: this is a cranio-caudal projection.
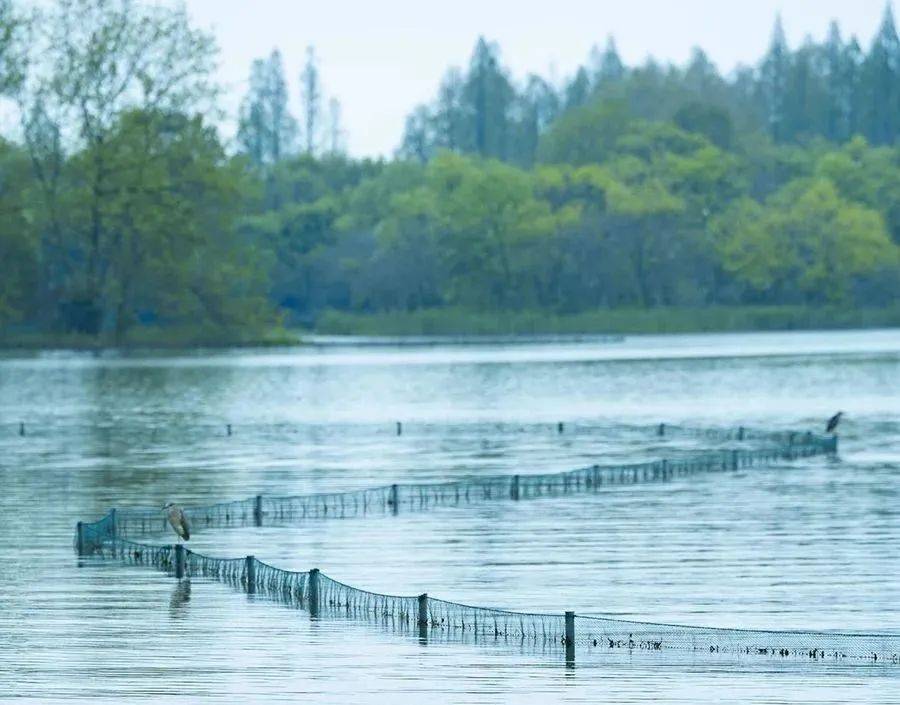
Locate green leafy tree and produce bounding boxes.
[715,178,898,303]
[21,0,218,334]
[75,110,270,340]
[0,139,36,324]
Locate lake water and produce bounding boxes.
[1,329,899,703]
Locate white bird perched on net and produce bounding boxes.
[163,502,191,541]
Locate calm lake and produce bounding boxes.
[1,329,899,703]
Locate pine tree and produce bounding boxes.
[593,36,626,88]
[301,46,322,154]
[564,67,591,110]
[683,48,720,99]
[783,37,827,140]
[824,22,849,141]
[843,36,865,138]
[512,74,560,165]
[758,14,791,142]
[326,97,345,155]
[266,49,295,162]
[433,68,466,151]
[237,50,297,165]
[861,3,900,144]
[237,59,268,165]
[400,106,433,162]
[462,37,514,158]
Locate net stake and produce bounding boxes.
[565,611,575,665]
[510,475,520,501]
[19,421,25,436]
[396,421,402,436]
[417,592,428,642]
[175,544,185,579]
[76,521,84,555]
[226,423,232,436]
[390,484,399,515]
[254,495,263,527]
[246,555,256,594]
[308,568,320,617]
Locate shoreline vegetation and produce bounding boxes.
[2,4,900,350]
[2,305,899,350]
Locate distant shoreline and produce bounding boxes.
[2,305,899,351]
[311,305,900,339]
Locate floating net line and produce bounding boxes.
[75,529,899,665]
[5,417,826,445]
[574,615,900,663]
[72,423,897,666]
[90,424,836,541]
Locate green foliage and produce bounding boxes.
[0,140,35,323]
[315,304,900,337]
[3,1,900,346]
[537,101,632,165]
[714,178,898,304]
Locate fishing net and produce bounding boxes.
[71,423,894,667]
[74,529,900,666]
[90,425,834,540]
[575,615,899,664]
[427,598,567,642]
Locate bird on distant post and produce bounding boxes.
[163,502,191,541]
[826,411,843,435]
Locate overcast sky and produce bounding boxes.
[182,0,892,157]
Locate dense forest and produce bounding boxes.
[1,0,900,343]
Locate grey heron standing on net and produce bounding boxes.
[826,411,843,434]
[163,502,191,541]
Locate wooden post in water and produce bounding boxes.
[109,508,117,540]
[417,593,428,641]
[308,568,320,617]
[254,495,263,527]
[557,422,564,434]
[226,423,232,436]
[396,421,402,436]
[246,555,256,594]
[737,426,745,441]
[175,544,185,579]
[19,421,25,437]
[76,521,84,556]
[661,458,669,479]
[390,484,399,515]
[565,611,576,665]
[732,449,739,470]
[510,475,520,501]
[658,423,665,437]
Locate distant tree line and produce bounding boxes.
[400,11,900,163]
[0,0,898,343]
